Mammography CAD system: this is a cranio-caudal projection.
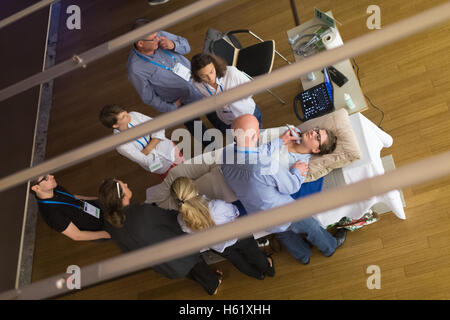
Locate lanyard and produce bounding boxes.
[134,49,177,71]
[203,81,224,96]
[38,190,82,209]
[204,81,233,114]
[117,123,150,150]
[128,123,150,150]
[234,147,259,154]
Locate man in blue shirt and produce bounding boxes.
[127,18,209,146]
[221,114,346,264]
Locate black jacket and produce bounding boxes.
[104,203,201,279]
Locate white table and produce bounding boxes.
[286,12,367,114]
[313,112,406,228]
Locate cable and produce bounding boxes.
[352,58,385,130]
[290,24,329,57]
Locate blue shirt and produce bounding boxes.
[221,139,306,233]
[288,152,311,167]
[127,31,203,113]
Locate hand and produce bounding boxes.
[292,160,309,176]
[141,138,161,156]
[175,98,182,108]
[280,129,300,145]
[159,36,175,50]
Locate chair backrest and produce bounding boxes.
[203,28,242,55]
[211,38,238,66]
[235,40,275,77]
[204,29,275,77]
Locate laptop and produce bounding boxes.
[293,67,335,122]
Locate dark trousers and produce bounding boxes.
[290,177,324,199]
[187,259,220,295]
[232,200,248,216]
[206,105,263,135]
[183,118,213,150]
[184,118,204,137]
[214,237,270,280]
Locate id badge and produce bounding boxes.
[149,158,164,172]
[83,202,101,219]
[172,62,191,81]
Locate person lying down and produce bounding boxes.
[275,126,337,199]
[144,125,337,207]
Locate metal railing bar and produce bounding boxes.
[0,150,449,299]
[0,0,227,102]
[0,1,449,192]
[0,0,58,30]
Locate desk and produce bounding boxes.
[286,13,367,114]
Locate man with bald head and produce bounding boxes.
[221,114,346,264]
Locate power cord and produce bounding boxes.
[290,24,329,57]
[352,58,385,130]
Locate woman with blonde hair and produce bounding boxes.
[170,176,274,280]
[98,178,223,295]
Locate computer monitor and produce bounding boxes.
[293,67,335,122]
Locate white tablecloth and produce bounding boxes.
[313,112,406,228]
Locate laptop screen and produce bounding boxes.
[293,67,336,122]
[323,67,334,102]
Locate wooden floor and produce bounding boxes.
[30,0,450,299]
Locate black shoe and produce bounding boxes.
[265,255,275,277]
[334,228,347,249]
[256,273,265,280]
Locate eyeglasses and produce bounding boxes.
[36,174,50,184]
[140,34,159,43]
[313,128,321,145]
[141,38,159,42]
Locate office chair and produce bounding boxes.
[207,29,291,104]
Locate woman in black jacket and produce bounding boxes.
[98,178,222,295]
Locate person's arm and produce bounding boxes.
[141,138,161,155]
[228,66,252,87]
[128,112,165,156]
[221,67,258,118]
[290,160,309,178]
[159,31,190,55]
[73,195,98,200]
[128,72,178,113]
[116,143,158,172]
[226,202,240,219]
[193,81,209,98]
[279,129,300,145]
[147,119,168,140]
[62,222,111,241]
[141,121,169,155]
[267,162,306,195]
